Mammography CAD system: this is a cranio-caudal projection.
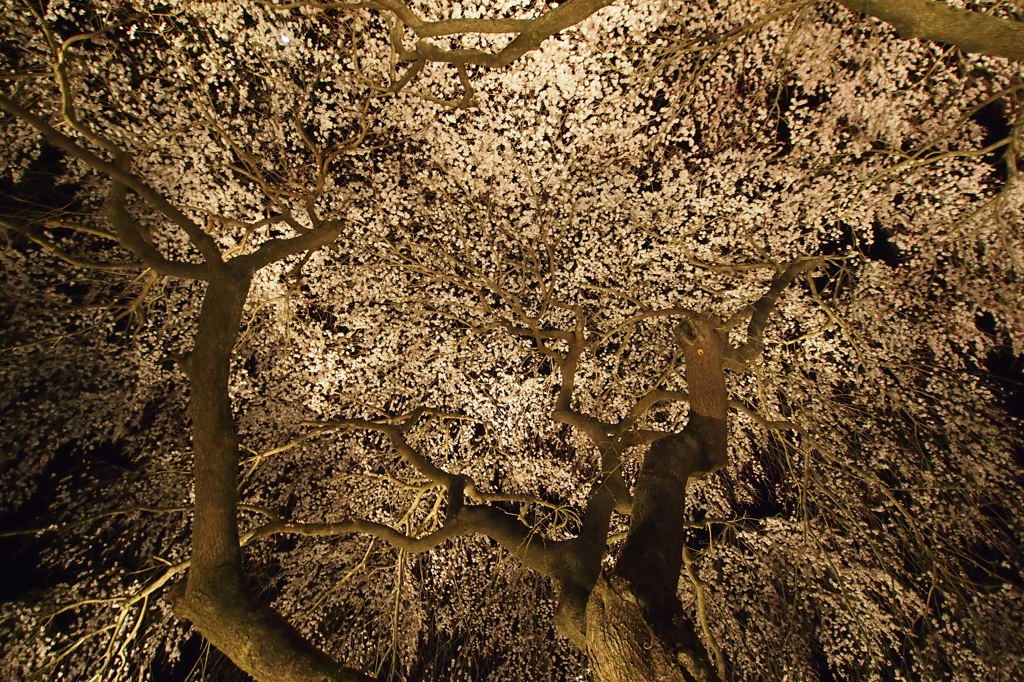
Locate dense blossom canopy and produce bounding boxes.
[1,1,1022,680]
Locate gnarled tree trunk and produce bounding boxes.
[584,317,728,682]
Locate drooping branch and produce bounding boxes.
[837,0,1024,61]
[315,349,632,647]
[284,0,617,69]
[0,215,139,272]
[621,389,690,431]
[373,0,598,40]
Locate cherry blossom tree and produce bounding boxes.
[1,1,1023,681]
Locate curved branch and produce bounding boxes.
[724,258,820,371]
[621,389,690,431]
[384,0,616,68]
[232,219,346,273]
[837,0,1024,61]
[309,412,569,575]
[0,94,223,266]
[248,503,562,577]
[103,155,209,279]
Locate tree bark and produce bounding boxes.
[585,575,689,682]
[838,0,1024,61]
[582,318,727,682]
[170,267,372,682]
[183,271,249,586]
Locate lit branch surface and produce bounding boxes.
[1,1,1022,681]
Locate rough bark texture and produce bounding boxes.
[616,320,727,614]
[585,575,689,682]
[553,472,617,647]
[183,272,248,585]
[838,0,1024,61]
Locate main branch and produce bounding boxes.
[838,0,1024,61]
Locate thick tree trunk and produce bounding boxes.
[587,318,728,682]
[553,467,618,646]
[173,584,369,682]
[184,271,249,588]
[585,575,689,682]
[170,269,371,682]
[838,0,1024,61]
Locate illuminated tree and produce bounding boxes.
[1,1,1022,681]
